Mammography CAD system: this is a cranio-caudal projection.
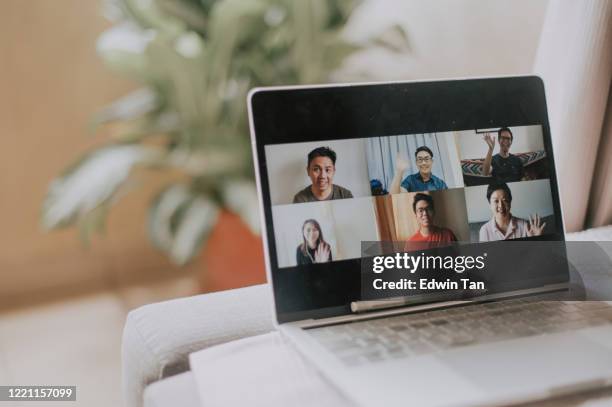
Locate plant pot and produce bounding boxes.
[199,210,266,292]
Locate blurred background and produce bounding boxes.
[0,0,609,406]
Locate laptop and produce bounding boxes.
[247,76,612,406]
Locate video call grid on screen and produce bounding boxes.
[265,125,557,269]
[250,77,566,321]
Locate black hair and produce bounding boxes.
[414,146,433,159]
[307,147,336,167]
[486,182,513,203]
[412,193,434,213]
[299,219,327,255]
[497,127,513,142]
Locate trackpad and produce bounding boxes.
[441,333,612,397]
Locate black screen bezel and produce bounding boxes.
[249,76,566,323]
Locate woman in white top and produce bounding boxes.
[479,182,546,242]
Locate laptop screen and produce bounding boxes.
[249,77,567,323]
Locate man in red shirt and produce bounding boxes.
[406,193,457,244]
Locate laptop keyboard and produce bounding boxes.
[306,299,612,367]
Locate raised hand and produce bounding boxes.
[314,242,331,263]
[395,154,410,174]
[526,214,546,236]
[483,133,495,150]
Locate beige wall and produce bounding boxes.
[0,1,196,309]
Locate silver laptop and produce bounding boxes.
[247,76,612,406]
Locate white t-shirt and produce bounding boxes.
[479,215,529,242]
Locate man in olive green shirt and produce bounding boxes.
[293,146,354,203]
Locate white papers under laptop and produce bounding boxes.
[189,333,347,407]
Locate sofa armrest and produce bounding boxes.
[122,284,274,407]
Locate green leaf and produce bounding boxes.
[222,180,260,235]
[148,185,221,264]
[96,23,155,79]
[164,148,245,176]
[155,0,209,33]
[123,0,186,35]
[77,201,112,245]
[170,196,219,264]
[320,32,360,73]
[42,145,157,230]
[144,36,207,143]
[369,24,411,53]
[148,184,193,251]
[92,88,158,126]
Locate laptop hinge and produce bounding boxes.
[295,283,569,329]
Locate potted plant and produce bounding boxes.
[42,0,407,290]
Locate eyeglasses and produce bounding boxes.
[416,207,433,215]
[416,157,432,163]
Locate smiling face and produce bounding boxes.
[498,130,513,154]
[307,156,335,193]
[414,199,434,228]
[489,189,511,218]
[415,150,433,177]
[302,221,320,249]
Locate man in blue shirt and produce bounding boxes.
[389,146,448,193]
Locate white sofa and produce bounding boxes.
[122,284,274,407]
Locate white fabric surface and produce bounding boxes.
[143,372,200,407]
[158,368,612,407]
[189,332,349,407]
[122,284,274,407]
[566,225,612,241]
